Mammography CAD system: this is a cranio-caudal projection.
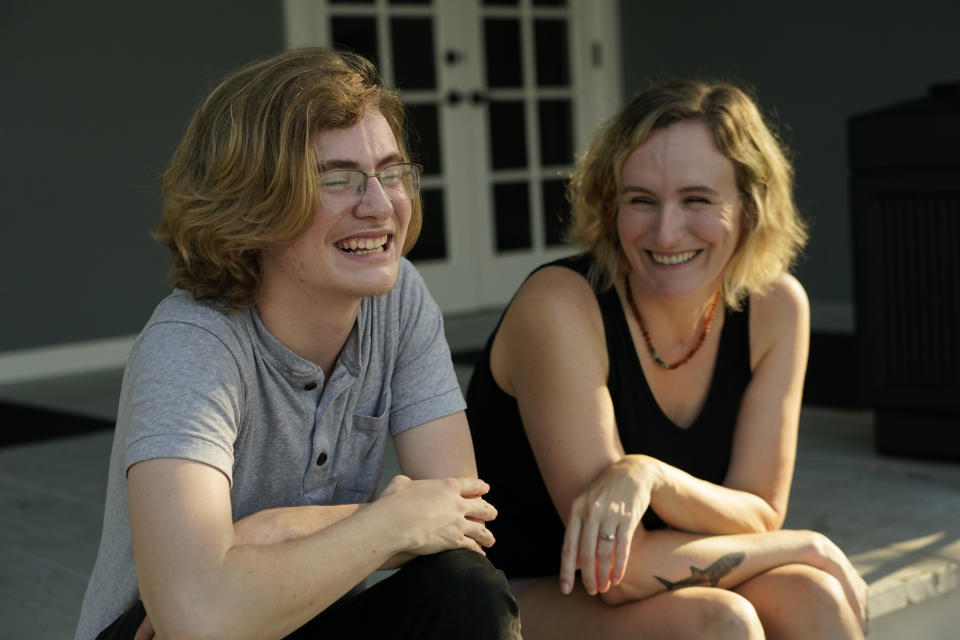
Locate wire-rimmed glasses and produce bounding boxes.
[317,162,422,210]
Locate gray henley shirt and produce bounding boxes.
[75,259,465,640]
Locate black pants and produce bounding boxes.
[96,549,521,639]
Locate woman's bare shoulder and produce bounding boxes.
[751,273,808,322]
[492,264,609,395]
[748,272,810,365]
[503,264,606,337]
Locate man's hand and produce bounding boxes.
[376,475,497,555]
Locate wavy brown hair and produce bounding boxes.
[566,79,807,308]
[154,47,421,310]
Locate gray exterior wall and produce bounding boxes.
[4,1,958,355]
[1,1,282,351]
[618,0,960,322]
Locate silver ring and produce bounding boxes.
[598,532,616,542]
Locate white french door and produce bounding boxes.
[284,0,621,314]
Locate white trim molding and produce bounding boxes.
[0,335,136,385]
[282,0,328,48]
[0,297,852,386]
[443,308,503,354]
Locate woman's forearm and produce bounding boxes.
[602,528,826,605]
[641,455,783,534]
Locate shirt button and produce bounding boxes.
[304,382,317,391]
[316,452,328,466]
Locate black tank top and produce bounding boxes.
[466,254,752,577]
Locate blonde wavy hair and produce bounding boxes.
[154,47,421,310]
[566,79,807,308]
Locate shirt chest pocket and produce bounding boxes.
[332,393,391,503]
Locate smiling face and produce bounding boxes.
[617,120,743,303]
[259,109,412,306]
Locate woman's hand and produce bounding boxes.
[808,531,869,635]
[559,455,660,596]
[376,474,498,556]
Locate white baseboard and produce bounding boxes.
[0,310,497,387]
[0,299,853,386]
[0,335,136,385]
[443,308,503,353]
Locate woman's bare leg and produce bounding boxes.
[733,564,864,640]
[516,577,765,640]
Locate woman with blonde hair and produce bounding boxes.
[467,80,867,638]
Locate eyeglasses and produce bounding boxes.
[317,162,422,209]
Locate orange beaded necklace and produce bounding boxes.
[624,276,722,370]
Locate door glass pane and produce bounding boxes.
[330,17,379,68]
[391,18,436,90]
[534,19,569,87]
[542,178,570,246]
[407,188,447,261]
[406,104,442,175]
[483,19,523,88]
[494,183,531,251]
[538,100,572,166]
[488,101,527,169]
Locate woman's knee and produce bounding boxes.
[683,589,765,640]
[736,564,863,638]
[770,564,850,618]
[613,588,763,640]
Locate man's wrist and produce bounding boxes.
[354,495,415,557]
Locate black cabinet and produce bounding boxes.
[849,83,960,461]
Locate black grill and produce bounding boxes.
[877,193,960,389]
[849,84,960,460]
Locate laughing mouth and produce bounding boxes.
[648,250,700,265]
[335,234,389,255]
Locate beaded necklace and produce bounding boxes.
[624,276,722,370]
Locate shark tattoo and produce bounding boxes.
[654,552,746,590]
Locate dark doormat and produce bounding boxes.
[0,401,113,447]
